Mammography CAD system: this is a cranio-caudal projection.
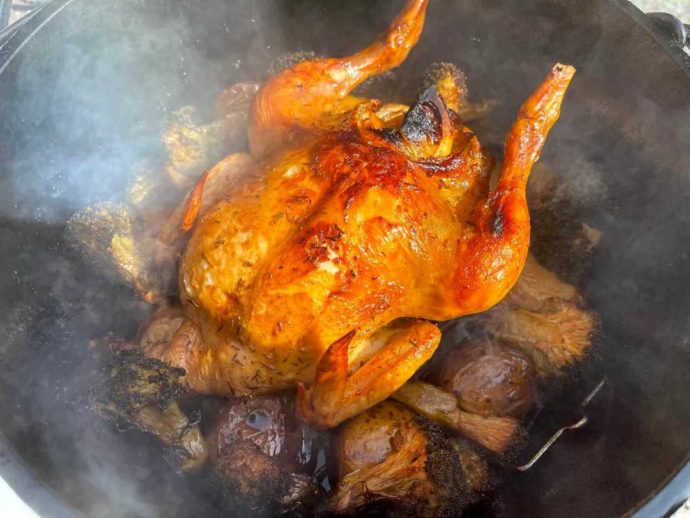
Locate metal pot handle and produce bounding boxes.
[647,12,689,49]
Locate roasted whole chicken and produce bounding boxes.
[128,0,577,429]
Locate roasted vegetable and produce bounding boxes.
[483,301,595,377]
[421,61,497,121]
[329,401,488,516]
[162,106,231,188]
[430,341,536,419]
[481,255,596,377]
[208,395,321,512]
[65,203,174,303]
[502,254,581,311]
[392,381,519,454]
[210,396,290,498]
[90,346,208,472]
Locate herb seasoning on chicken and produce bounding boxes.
[137,0,575,430]
[78,0,587,514]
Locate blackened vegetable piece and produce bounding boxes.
[90,346,208,472]
[208,395,322,513]
[421,61,497,121]
[65,203,174,303]
[329,401,489,516]
[421,62,467,114]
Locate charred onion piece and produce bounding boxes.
[329,401,488,515]
[210,396,288,498]
[90,348,208,472]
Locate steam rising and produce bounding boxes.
[0,0,689,517]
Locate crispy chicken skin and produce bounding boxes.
[142,0,576,429]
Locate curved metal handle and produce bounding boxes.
[647,12,689,49]
[510,379,607,472]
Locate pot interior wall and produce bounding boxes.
[0,0,689,516]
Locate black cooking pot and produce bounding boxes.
[0,1,689,516]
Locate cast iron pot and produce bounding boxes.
[0,0,689,516]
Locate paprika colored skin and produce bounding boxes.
[142,0,576,429]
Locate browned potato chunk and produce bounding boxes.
[430,341,536,419]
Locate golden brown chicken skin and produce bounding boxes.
[143,0,576,429]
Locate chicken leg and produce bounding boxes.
[297,320,440,429]
[248,0,429,157]
[429,63,576,321]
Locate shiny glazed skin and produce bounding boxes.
[145,0,575,429]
